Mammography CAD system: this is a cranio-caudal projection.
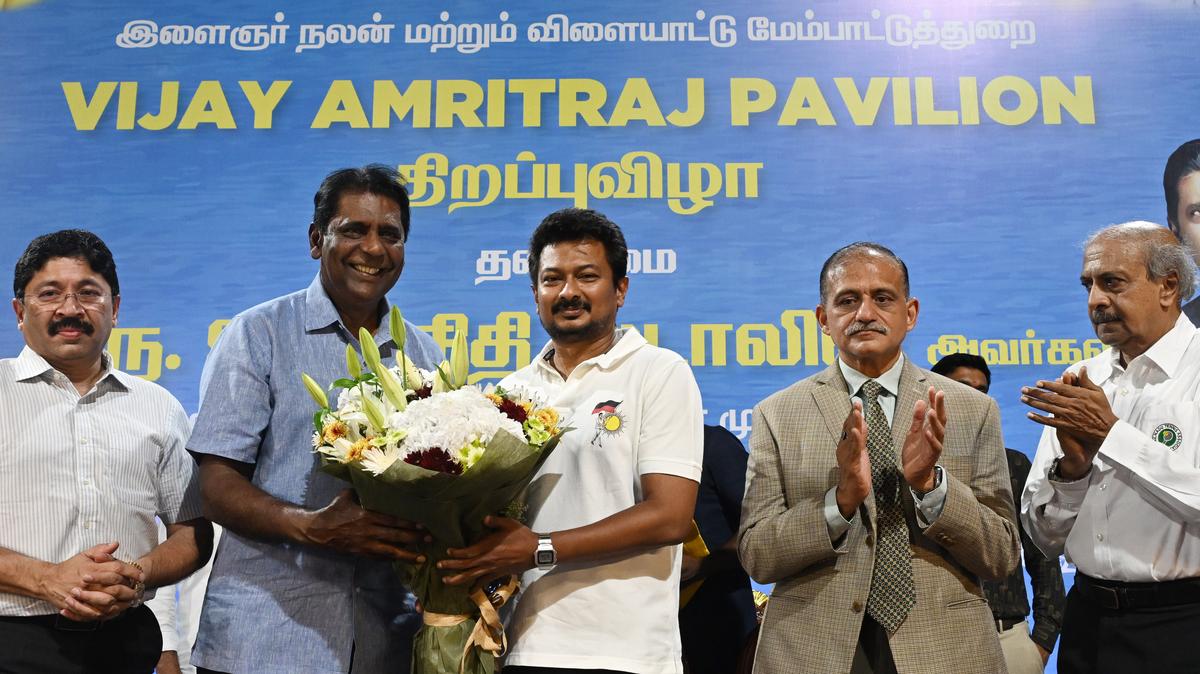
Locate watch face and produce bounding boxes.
[536,550,555,565]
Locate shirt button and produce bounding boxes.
[852,601,864,613]
[80,438,88,445]
[1099,483,1108,491]
[1097,533,1104,541]
[865,535,874,547]
[83,521,94,530]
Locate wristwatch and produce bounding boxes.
[534,533,557,570]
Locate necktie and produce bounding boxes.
[860,379,916,633]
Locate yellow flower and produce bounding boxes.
[534,407,559,432]
[346,437,372,463]
[485,393,503,406]
[321,420,350,445]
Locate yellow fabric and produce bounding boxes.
[679,520,709,607]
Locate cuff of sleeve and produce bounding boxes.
[911,465,947,527]
[637,459,702,482]
[1030,623,1058,653]
[1047,461,1091,505]
[824,486,855,549]
[1097,419,1148,471]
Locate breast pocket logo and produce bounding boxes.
[1152,423,1182,450]
[591,399,625,446]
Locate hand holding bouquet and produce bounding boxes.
[302,307,566,674]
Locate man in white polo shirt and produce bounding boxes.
[438,208,704,674]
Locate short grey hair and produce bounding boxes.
[1084,221,1197,305]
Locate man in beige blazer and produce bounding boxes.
[739,242,1020,674]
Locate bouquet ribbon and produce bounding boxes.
[422,575,520,674]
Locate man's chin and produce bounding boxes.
[1092,322,1125,345]
[543,318,607,343]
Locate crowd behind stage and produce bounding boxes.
[1,139,1199,674]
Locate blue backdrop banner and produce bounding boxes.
[4,2,1198,669]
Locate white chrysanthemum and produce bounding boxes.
[397,387,524,467]
[361,443,402,476]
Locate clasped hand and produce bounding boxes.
[1022,366,1116,479]
[41,542,144,622]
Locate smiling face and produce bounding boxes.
[533,238,627,345]
[310,190,406,320]
[816,253,918,377]
[12,256,120,373]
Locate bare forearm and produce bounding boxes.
[200,457,313,546]
[138,520,213,589]
[551,496,695,565]
[0,547,51,599]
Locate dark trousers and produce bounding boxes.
[0,605,161,674]
[849,614,898,674]
[1059,576,1200,674]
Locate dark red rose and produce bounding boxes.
[403,447,463,475]
[496,398,528,423]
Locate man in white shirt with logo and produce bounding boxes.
[1022,221,1200,674]
[437,207,704,674]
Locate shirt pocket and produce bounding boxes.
[99,420,161,513]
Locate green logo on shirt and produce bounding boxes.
[1153,423,1182,450]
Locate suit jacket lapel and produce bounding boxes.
[891,357,928,460]
[812,363,851,446]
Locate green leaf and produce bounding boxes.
[332,378,357,389]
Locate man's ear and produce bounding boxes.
[615,276,629,309]
[816,303,830,335]
[1160,272,1181,310]
[309,223,323,260]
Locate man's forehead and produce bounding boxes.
[540,239,606,265]
[1082,240,1142,274]
[827,256,904,290]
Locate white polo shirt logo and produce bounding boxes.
[590,398,626,445]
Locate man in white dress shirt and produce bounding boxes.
[1021,221,1200,674]
[0,230,211,674]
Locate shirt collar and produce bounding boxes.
[839,353,906,398]
[12,345,128,391]
[1127,311,1196,378]
[534,327,646,376]
[303,273,391,336]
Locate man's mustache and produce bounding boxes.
[1091,310,1120,325]
[552,298,591,314]
[49,317,95,336]
[846,321,888,336]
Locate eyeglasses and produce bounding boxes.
[21,288,110,308]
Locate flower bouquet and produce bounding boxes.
[301,307,566,674]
